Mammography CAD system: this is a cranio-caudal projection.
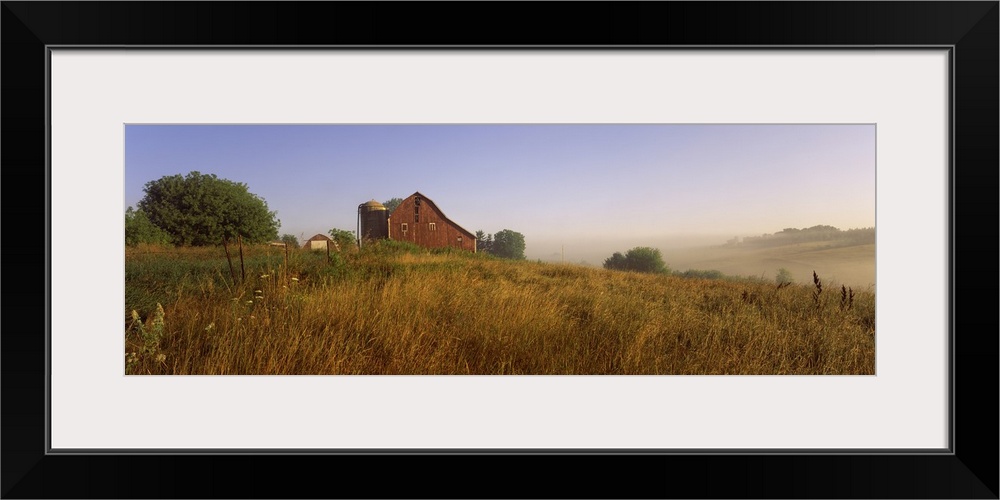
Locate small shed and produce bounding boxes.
[303,233,334,251]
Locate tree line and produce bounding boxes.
[737,225,875,248]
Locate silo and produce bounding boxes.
[357,200,388,246]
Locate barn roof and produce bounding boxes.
[399,191,475,239]
[305,233,332,241]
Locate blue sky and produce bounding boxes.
[125,124,875,261]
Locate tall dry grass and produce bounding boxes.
[125,242,875,375]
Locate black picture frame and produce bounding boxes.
[3,2,997,498]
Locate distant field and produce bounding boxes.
[125,241,875,375]
[667,242,876,290]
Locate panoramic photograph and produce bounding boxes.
[124,124,876,375]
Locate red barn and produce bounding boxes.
[388,192,476,252]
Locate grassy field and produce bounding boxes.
[124,241,875,375]
[667,241,876,290]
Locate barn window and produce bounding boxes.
[429,222,436,231]
[401,223,408,232]
[414,196,421,206]
[415,213,419,223]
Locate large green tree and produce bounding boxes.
[137,171,279,246]
[491,229,526,260]
[328,228,356,250]
[280,234,300,247]
[383,197,403,215]
[475,230,493,254]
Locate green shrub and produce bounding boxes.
[776,268,795,285]
[603,247,669,274]
[125,207,173,246]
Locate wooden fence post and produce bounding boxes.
[223,236,237,285]
[238,235,246,283]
